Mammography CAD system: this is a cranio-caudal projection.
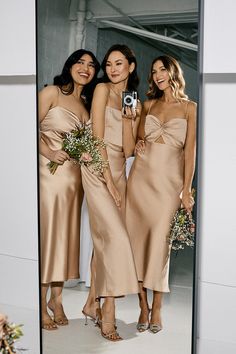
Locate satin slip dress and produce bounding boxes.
[81,106,139,297]
[40,105,84,283]
[126,100,188,292]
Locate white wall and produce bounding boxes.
[1,1,236,354]
[197,1,236,353]
[0,1,40,353]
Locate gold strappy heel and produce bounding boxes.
[96,309,122,342]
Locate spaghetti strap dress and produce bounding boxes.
[81,106,139,297]
[126,101,188,292]
[40,106,83,283]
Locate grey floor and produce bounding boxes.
[42,248,194,354]
[0,248,194,354]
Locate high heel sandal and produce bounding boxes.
[82,309,97,326]
[96,309,122,342]
[48,303,69,326]
[82,298,101,326]
[137,308,150,332]
[149,323,162,333]
[149,307,162,334]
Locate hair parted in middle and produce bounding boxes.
[101,44,139,92]
[147,55,188,101]
[53,49,100,111]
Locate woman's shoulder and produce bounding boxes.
[39,85,59,100]
[94,82,110,94]
[142,98,156,112]
[186,99,197,114]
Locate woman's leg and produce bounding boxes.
[150,291,163,333]
[48,282,68,326]
[137,281,150,331]
[99,297,122,341]
[41,283,57,330]
[82,253,100,321]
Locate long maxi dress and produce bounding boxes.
[81,106,139,297]
[126,101,188,292]
[40,106,83,283]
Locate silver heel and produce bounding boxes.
[149,323,162,333]
[137,322,149,332]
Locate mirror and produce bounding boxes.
[37,0,199,352]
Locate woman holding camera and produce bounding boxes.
[81,44,140,341]
[126,55,196,333]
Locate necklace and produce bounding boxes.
[110,86,123,98]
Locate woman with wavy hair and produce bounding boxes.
[81,44,140,341]
[126,55,197,333]
[39,49,100,330]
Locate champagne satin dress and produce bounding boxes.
[126,102,188,292]
[40,106,83,284]
[81,106,139,297]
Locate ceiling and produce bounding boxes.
[85,0,199,69]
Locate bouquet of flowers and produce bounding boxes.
[168,190,196,252]
[47,122,108,175]
[0,322,24,354]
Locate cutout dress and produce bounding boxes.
[126,103,188,292]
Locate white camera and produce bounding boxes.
[122,91,138,109]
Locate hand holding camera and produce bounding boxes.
[122,91,138,119]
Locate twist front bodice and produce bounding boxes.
[145,114,187,148]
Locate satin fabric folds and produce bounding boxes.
[81,107,139,297]
[126,114,187,292]
[40,106,83,283]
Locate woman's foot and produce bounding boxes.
[42,312,58,330]
[48,299,68,326]
[98,303,122,341]
[137,300,150,332]
[150,307,162,333]
[82,300,100,324]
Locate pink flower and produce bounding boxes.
[80,152,92,162]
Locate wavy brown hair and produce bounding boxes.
[147,55,188,100]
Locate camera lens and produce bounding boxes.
[124,95,133,106]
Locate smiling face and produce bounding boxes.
[70,54,96,86]
[152,60,170,91]
[105,51,134,85]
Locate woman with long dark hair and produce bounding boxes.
[126,55,196,333]
[39,49,100,330]
[81,44,140,341]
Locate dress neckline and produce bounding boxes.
[50,106,81,120]
[106,106,121,112]
[146,114,187,125]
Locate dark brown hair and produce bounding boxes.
[53,49,100,111]
[101,44,139,91]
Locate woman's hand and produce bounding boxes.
[106,180,121,208]
[135,139,145,155]
[182,192,195,213]
[122,106,137,120]
[49,150,70,164]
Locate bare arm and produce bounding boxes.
[134,100,149,154]
[91,84,121,207]
[182,101,197,212]
[38,86,69,164]
[122,101,142,157]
